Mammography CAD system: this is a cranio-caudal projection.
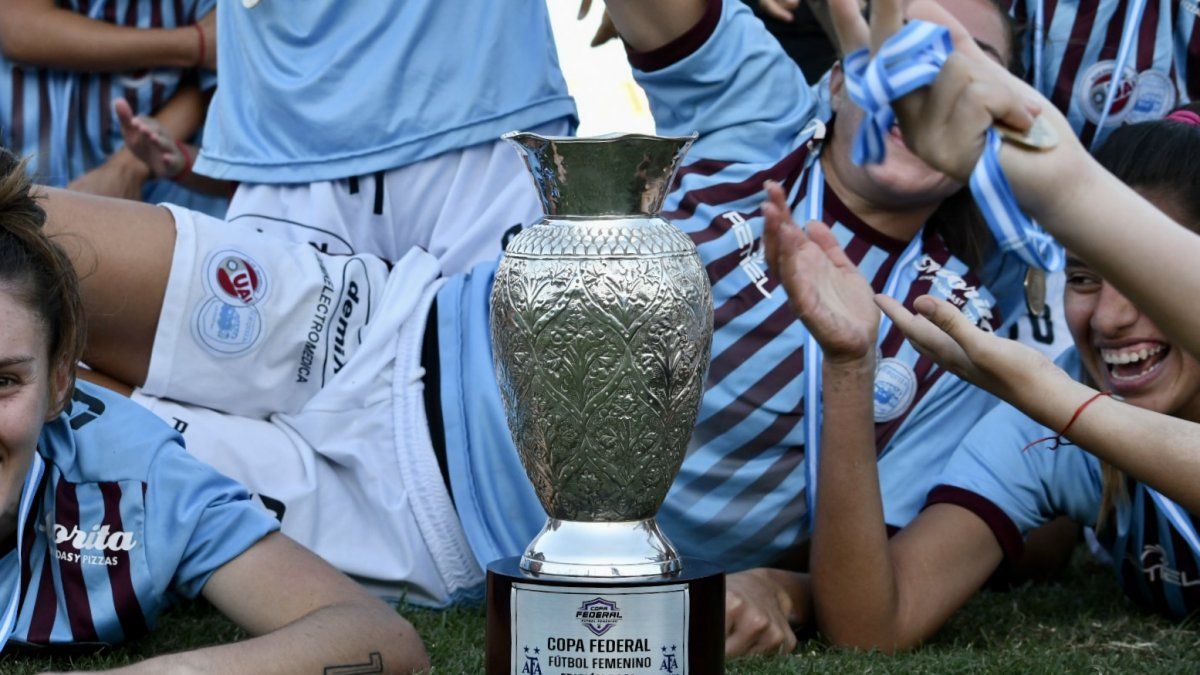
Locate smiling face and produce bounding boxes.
[1064,194,1200,421]
[0,285,62,537]
[828,0,1011,208]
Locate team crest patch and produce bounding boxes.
[874,357,918,423]
[204,249,270,307]
[192,298,264,357]
[1075,61,1178,127]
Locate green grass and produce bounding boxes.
[5,553,1198,673]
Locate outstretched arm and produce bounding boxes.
[879,295,1200,516]
[827,0,1200,360]
[0,0,215,71]
[113,533,429,674]
[761,182,1003,651]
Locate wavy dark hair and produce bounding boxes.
[0,149,85,414]
[1087,102,1200,529]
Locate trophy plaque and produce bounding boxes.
[486,132,723,675]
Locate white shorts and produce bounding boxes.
[134,204,482,606]
[224,119,569,271]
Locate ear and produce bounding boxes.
[828,61,846,106]
[45,358,73,421]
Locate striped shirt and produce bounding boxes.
[1005,0,1200,146]
[0,0,214,187]
[1,381,277,648]
[439,0,1026,573]
[930,351,1200,619]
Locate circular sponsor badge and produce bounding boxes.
[874,357,918,423]
[192,298,264,357]
[1074,60,1139,127]
[203,249,270,307]
[1127,70,1178,124]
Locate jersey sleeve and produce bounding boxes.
[627,0,820,164]
[143,442,280,601]
[925,397,1102,561]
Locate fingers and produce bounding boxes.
[759,0,797,22]
[868,0,904,54]
[591,11,619,47]
[911,294,988,353]
[801,219,855,269]
[762,180,802,277]
[578,0,591,20]
[828,0,869,55]
[725,594,796,657]
[874,294,969,365]
[114,98,135,131]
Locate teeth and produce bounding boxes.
[1100,344,1164,366]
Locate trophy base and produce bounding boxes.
[486,556,724,675]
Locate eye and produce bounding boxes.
[0,375,16,389]
[1065,269,1101,291]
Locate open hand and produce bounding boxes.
[116,99,187,179]
[762,181,878,363]
[875,294,1064,405]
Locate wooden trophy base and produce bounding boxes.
[486,556,724,675]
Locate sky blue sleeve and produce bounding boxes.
[629,0,819,165]
[928,399,1102,560]
[143,443,280,601]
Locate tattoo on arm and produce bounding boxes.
[324,652,384,675]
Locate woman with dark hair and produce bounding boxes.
[754,0,1200,650]
[0,152,428,670]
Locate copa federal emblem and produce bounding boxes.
[192,249,269,357]
[874,357,918,423]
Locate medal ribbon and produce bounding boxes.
[0,451,45,651]
[1089,0,1149,149]
[843,21,1065,272]
[799,158,925,529]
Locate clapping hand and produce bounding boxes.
[761,181,878,364]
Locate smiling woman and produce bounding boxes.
[0,151,429,673]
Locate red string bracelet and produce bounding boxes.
[1022,391,1112,451]
[193,23,206,69]
[172,139,193,182]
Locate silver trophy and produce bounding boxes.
[491,131,714,579]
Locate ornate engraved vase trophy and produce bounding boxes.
[485,132,724,675]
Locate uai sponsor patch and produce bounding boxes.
[204,249,270,307]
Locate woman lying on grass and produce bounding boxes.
[753,0,1200,651]
[0,152,427,673]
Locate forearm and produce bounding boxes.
[601,0,707,52]
[1003,148,1200,361]
[804,0,840,53]
[0,4,200,71]
[122,602,429,675]
[809,356,906,649]
[151,84,208,141]
[1010,367,1200,514]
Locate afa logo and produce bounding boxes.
[576,597,623,636]
[205,249,270,307]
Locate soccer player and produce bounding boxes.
[0,0,225,216]
[787,109,1200,651]
[0,154,427,670]
[751,0,1200,651]
[25,0,1041,616]
[191,0,578,268]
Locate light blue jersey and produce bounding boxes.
[930,351,1200,619]
[193,0,578,184]
[438,0,1023,573]
[0,0,224,215]
[1005,0,1199,147]
[0,382,278,647]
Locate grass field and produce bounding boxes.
[5,553,1197,673]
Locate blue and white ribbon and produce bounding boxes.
[0,452,45,651]
[799,158,924,529]
[843,21,1064,272]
